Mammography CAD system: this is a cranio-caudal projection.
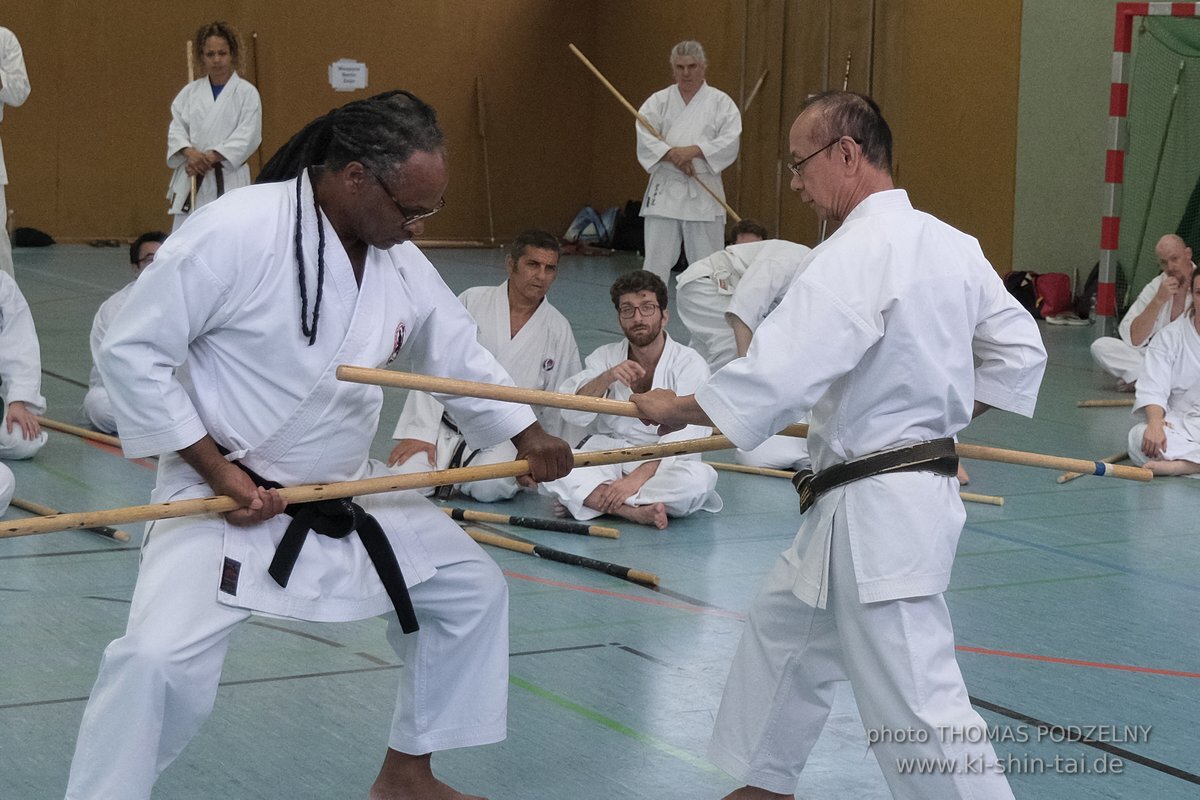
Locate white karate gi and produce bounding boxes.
[0,269,46,460]
[637,82,741,281]
[724,241,815,470]
[675,240,771,370]
[0,27,30,278]
[66,173,536,800]
[1128,315,1200,470]
[166,72,261,229]
[1091,271,1194,383]
[391,281,582,501]
[83,281,136,433]
[697,190,1046,798]
[540,334,722,520]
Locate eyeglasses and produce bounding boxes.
[135,253,156,267]
[787,139,841,177]
[618,302,660,319]
[373,172,446,226]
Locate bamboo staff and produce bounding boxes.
[476,76,496,245]
[443,507,619,539]
[465,526,659,586]
[1077,398,1135,408]
[335,367,1153,482]
[742,68,769,115]
[568,43,742,222]
[1057,451,1129,485]
[37,417,122,449]
[186,39,198,211]
[251,32,263,172]
[0,436,737,539]
[9,498,130,542]
[707,461,1004,506]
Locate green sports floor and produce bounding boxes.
[1,242,1198,799]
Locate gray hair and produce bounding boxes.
[670,40,706,66]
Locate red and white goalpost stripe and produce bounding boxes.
[1099,2,1200,318]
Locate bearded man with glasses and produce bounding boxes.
[539,269,721,529]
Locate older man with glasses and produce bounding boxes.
[539,269,721,529]
[633,92,1046,799]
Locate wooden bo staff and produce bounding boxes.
[186,39,197,211]
[37,417,122,449]
[0,435,737,539]
[1057,451,1129,485]
[465,526,659,587]
[9,497,130,542]
[442,507,618,539]
[706,461,1004,506]
[475,76,496,245]
[568,43,742,222]
[1077,398,1135,408]
[336,367,1153,483]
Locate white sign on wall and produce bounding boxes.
[329,59,368,92]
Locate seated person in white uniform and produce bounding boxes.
[388,229,582,501]
[0,268,46,471]
[1091,233,1194,390]
[1127,266,1200,476]
[540,270,722,529]
[84,231,166,434]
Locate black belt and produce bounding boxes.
[180,164,225,213]
[433,412,481,500]
[791,438,958,514]
[236,462,419,634]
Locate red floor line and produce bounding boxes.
[502,571,1196,678]
[956,645,1200,679]
[83,438,155,470]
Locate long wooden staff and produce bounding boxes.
[706,461,1004,506]
[37,417,121,449]
[465,526,659,586]
[0,435,736,539]
[9,498,130,542]
[1077,398,1134,408]
[741,68,769,115]
[251,31,263,172]
[186,39,198,211]
[476,76,496,245]
[568,43,742,222]
[1057,451,1129,484]
[442,507,619,539]
[336,367,1153,483]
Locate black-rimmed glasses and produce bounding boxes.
[618,302,660,319]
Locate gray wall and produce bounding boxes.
[1013,0,1116,284]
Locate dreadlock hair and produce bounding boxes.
[254,91,445,345]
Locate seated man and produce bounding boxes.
[1127,267,1200,476]
[1092,233,1194,390]
[676,235,812,371]
[389,229,581,501]
[0,269,46,468]
[84,231,166,433]
[540,270,722,529]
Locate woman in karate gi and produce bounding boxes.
[166,21,261,230]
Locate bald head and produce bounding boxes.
[1155,234,1193,285]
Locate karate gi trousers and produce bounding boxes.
[1090,337,1144,384]
[708,510,1013,799]
[65,494,509,800]
[642,216,723,285]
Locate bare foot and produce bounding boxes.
[1143,459,1200,476]
[611,501,668,530]
[956,464,970,486]
[720,787,794,800]
[552,500,569,518]
[369,750,485,800]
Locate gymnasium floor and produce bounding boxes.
[1,242,1198,799]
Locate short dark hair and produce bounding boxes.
[610,270,668,312]
[194,21,241,65]
[798,91,893,172]
[257,90,444,183]
[508,229,561,263]
[129,231,167,265]
[729,218,769,242]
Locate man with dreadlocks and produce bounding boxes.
[65,91,572,800]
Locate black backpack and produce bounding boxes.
[609,200,644,253]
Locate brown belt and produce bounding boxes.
[791,438,958,513]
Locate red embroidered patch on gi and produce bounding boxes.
[387,321,407,365]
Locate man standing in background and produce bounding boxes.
[0,26,30,278]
